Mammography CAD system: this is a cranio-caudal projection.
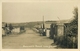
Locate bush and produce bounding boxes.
[54,35,78,48]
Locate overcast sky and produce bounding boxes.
[2,1,78,23]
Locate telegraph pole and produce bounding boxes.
[42,16,46,36]
[43,16,45,29]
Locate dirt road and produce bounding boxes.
[2,28,57,49]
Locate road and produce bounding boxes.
[2,28,58,49]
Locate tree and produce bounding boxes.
[71,7,78,25]
[5,23,7,27]
[9,24,13,33]
[71,7,78,34]
[57,7,78,48]
[73,7,78,19]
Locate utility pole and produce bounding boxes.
[42,16,46,36]
[43,16,45,29]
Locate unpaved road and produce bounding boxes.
[2,28,58,49]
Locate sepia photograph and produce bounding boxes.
[2,1,78,49]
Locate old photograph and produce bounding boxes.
[2,1,78,49]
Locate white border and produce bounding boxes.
[0,0,80,51]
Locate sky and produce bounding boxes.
[2,1,78,23]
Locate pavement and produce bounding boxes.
[2,28,58,49]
